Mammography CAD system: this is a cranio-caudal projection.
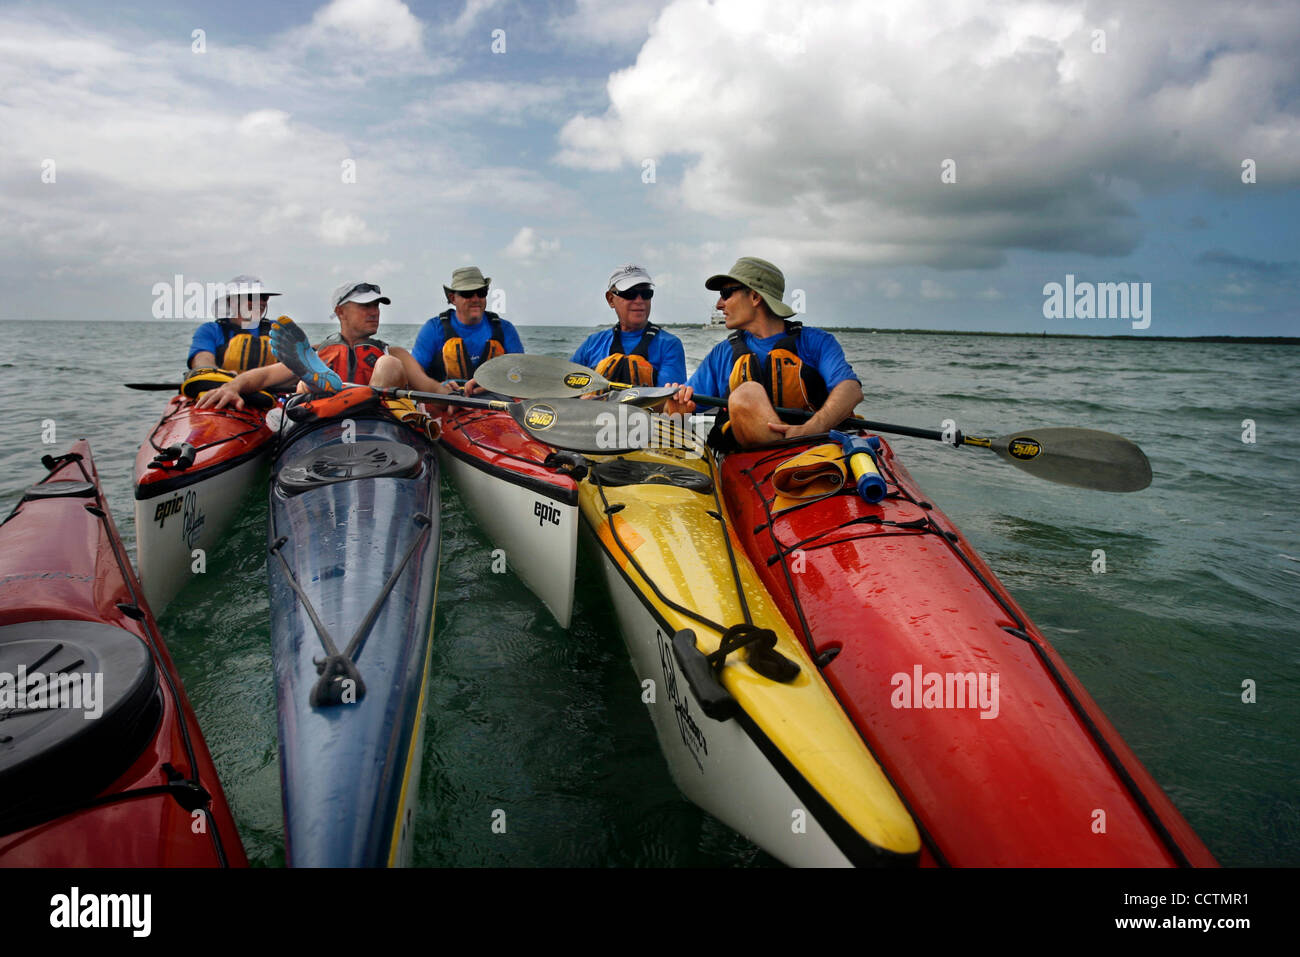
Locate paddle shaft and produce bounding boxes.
[687,393,968,446]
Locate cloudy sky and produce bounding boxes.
[2,0,1297,335]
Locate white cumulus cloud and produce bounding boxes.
[503,226,561,261]
[319,209,387,246]
[557,0,1300,273]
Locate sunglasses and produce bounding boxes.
[716,284,748,301]
[613,286,654,301]
[347,283,382,297]
[456,288,489,299]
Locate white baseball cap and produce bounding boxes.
[332,280,391,308]
[212,274,279,318]
[606,264,654,292]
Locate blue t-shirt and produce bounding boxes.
[187,320,249,366]
[411,311,525,377]
[570,325,687,386]
[686,325,858,401]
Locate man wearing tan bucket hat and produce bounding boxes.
[666,257,862,449]
[412,266,525,394]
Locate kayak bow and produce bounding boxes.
[268,405,441,867]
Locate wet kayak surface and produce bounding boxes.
[0,321,1294,866]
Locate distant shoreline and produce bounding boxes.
[3,317,1295,344]
[652,325,1300,345]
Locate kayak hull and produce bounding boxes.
[0,442,247,867]
[578,444,920,867]
[435,406,578,627]
[268,413,440,867]
[719,435,1218,867]
[134,396,273,612]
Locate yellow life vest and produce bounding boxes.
[429,312,507,381]
[727,320,828,414]
[216,320,274,373]
[594,323,659,387]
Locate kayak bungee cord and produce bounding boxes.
[738,435,1197,868]
[18,451,234,866]
[270,484,433,706]
[590,418,798,682]
[145,403,266,470]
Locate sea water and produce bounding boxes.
[0,320,1294,866]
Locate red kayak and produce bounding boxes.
[0,442,247,867]
[133,394,274,613]
[719,434,1217,867]
[434,405,581,627]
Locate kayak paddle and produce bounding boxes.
[473,353,1152,493]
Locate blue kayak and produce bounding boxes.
[267,407,440,867]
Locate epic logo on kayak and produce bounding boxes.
[656,629,707,771]
[153,494,183,527]
[534,500,561,527]
[890,666,1000,719]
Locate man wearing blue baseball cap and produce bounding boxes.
[666,257,861,449]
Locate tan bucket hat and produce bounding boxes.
[443,265,491,297]
[705,257,795,318]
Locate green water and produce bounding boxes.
[0,321,1295,866]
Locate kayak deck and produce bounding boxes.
[268,412,440,867]
[0,442,247,867]
[579,442,920,866]
[720,434,1218,867]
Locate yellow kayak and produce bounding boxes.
[578,440,920,866]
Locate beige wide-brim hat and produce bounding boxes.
[704,256,795,318]
[443,265,491,297]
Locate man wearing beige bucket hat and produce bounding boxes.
[666,257,862,449]
[412,265,525,394]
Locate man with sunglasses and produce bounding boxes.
[196,280,448,409]
[665,257,862,450]
[570,265,686,387]
[187,274,282,372]
[412,266,524,395]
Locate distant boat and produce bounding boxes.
[705,308,726,329]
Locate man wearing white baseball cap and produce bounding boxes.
[187,274,282,371]
[197,280,448,409]
[569,265,686,387]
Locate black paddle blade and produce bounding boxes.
[475,354,613,398]
[125,383,182,391]
[987,427,1153,493]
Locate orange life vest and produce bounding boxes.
[216,320,274,373]
[315,333,388,386]
[428,311,507,380]
[726,320,828,413]
[595,323,659,387]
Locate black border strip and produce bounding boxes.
[438,434,579,506]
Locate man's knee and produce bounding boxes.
[370,355,405,388]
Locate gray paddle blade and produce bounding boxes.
[508,399,666,453]
[989,427,1152,492]
[475,354,611,398]
[611,385,678,408]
